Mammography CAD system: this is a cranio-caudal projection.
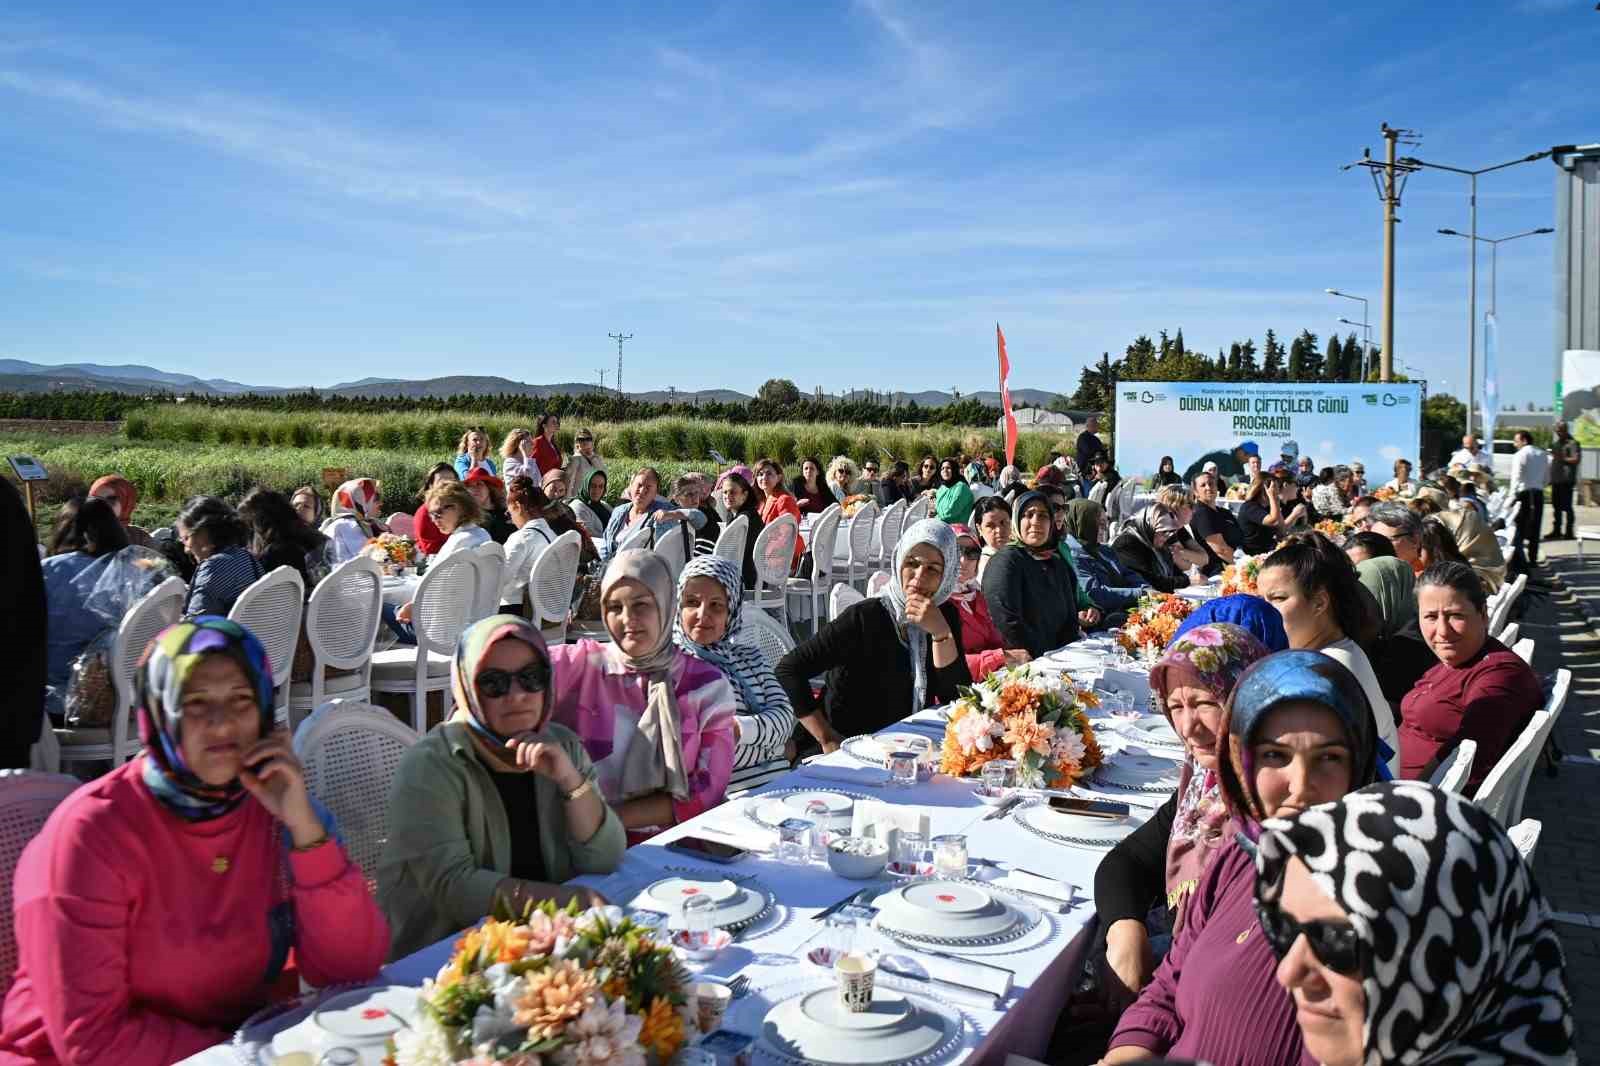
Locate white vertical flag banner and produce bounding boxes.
[1482,312,1499,446]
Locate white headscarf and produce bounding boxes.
[876,518,960,714]
[600,549,688,800]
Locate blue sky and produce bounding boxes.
[1,2,1595,403]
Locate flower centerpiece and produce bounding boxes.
[1314,518,1346,539]
[1372,486,1398,502]
[938,665,1104,789]
[388,900,690,1066]
[839,494,873,517]
[1114,593,1196,659]
[366,533,419,574]
[1218,554,1266,597]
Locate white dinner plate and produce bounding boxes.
[746,788,864,830]
[1095,753,1184,793]
[264,985,418,1066]
[1126,715,1182,747]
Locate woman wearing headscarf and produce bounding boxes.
[0,618,387,1063]
[1171,593,1289,652]
[1421,491,1507,593]
[378,615,624,959]
[777,520,971,752]
[1092,624,1273,1015]
[1256,781,1574,1066]
[87,473,155,548]
[582,469,614,528]
[934,457,975,525]
[1355,555,1436,709]
[1105,651,1380,1065]
[548,551,737,841]
[982,491,1096,659]
[1062,499,1147,614]
[566,428,606,504]
[1112,501,1198,592]
[1151,456,1183,488]
[996,464,1027,505]
[947,525,1025,681]
[674,557,797,794]
[322,477,387,563]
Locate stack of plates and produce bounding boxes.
[1122,714,1184,750]
[255,986,417,1066]
[871,878,1039,947]
[1095,753,1184,793]
[635,875,773,932]
[841,730,934,766]
[758,982,964,1066]
[746,788,863,830]
[1015,801,1139,850]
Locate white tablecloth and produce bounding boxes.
[183,649,1177,1066]
[380,574,420,608]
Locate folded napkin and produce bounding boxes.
[796,764,890,788]
[996,869,1077,905]
[877,949,1012,1003]
[850,800,930,844]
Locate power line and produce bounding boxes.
[608,332,633,397]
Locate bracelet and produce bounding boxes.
[291,833,330,853]
[930,633,953,644]
[563,778,596,803]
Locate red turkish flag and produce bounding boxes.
[997,324,1017,467]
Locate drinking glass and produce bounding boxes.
[776,818,814,864]
[932,834,968,878]
[681,894,717,940]
[805,800,834,860]
[823,912,858,958]
[894,830,927,870]
[982,760,1014,793]
[888,751,919,789]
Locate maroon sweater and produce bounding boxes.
[1399,638,1541,796]
[1110,839,1315,1066]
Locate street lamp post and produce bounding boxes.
[1436,227,1555,317]
[1326,288,1371,381]
[1397,149,1554,437]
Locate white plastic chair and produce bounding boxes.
[713,514,750,571]
[370,551,478,734]
[745,515,797,623]
[287,556,383,731]
[843,499,880,593]
[528,530,582,644]
[468,542,507,621]
[56,576,186,770]
[787,505,842,634]
[1508,819,1543,862]
[866,570,891,596]
[0,771,80,996]
[385,512,415,538]
[1497,622,1520,648]
[1427,738,1476,794]
[873,499,908,570]
[615,517,657,554]
[732,608,798,672]
[904,495,932,523]
[569,499,604,537]
[1475,669,1569,826]
[651,519,693,587]
[1488,573,1526,637]
[228,566,306,728]
[292,700,419,893]
[830,582,865,618]
[1511,638,1534,666]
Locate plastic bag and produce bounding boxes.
[77,546,178,627]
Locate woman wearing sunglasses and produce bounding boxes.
[378,615,624,960]
[947,525,1027,680]
[1103,650,1380,1065]
[1254,781,1573,1065]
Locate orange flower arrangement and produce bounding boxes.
[1218,555,1266,597]
[939,665,1103,789]
[1115,593,1197,659]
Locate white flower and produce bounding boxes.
[1051,729,1087,766]
[574,905,627,935]
[391,1013,458,1066]
[470,972,526,1046]
[552,997,645,1066]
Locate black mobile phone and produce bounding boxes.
[1048,795,1131,819]
[664,836,749,863]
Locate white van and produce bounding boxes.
[1492,439,1517,483]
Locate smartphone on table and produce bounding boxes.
[1047,795,1131,819]
[665,836,750,863]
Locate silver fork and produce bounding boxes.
[726,975,751,999]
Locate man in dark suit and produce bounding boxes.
[1075,415,1108,475]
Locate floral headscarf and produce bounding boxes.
[449,614,552,771]
[1148,623,1270,925]
[89,474,139,524]
[331,478,382,532]
[135,616,275,822]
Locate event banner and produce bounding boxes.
[1113,381,1423,484]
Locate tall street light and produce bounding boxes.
[1397,148,1554,437]
[1326,288,1371,381]
[1436,226,1555,317]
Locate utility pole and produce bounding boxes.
[607,332,633,397]
[596,368,608,391]
[1345,124,1420,383]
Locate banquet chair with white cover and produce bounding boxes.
[1497,622,1519,648]
[370,551,477,734]
[713,514,749,569]
[830,582,865,618]
[1512,638,1535,666]
[787,504,842,634]
[569,499,604,537]
[1426,739,1476,794]
[467,542,507,622]
[0,771,80,996]
[528,530,582,644]
[866,570,891,596]
[287,556,383,731]
[745,515,797,624]
[843,500,880,593]
[384,512,415,538]
[227,565,305,728]
[732,608,798,673]
[292,701,418,894]
[55,575,186,771]
[1508,819,1542,862]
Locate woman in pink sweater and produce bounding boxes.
[0,617,388,1066]
[549,550,737,844]
[948,525,1027,680]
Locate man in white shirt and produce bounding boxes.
[1508,429,1549,568]
[1450,434,1493,470]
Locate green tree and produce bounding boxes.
[1323,334,1344,382]
[1226,342,1243,379]
[1261,331,1284,381]
[1173,328,1186,358]
[756,378,802,405]
[1237,339,1259,378]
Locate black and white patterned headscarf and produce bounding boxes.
[1254,781,1574,1065]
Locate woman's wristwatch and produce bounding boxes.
[562,776,596,803]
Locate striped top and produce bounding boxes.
[184,546,263,618]
[711,641,797,793]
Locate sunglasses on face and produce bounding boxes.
[476,662,550,699]
[1256,901,1363,975]
[959,545,983,560]
[428,503,457,520]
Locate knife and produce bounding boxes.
[811,889,865,922]
[981,794,1024,821]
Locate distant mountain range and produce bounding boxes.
[0,358,1064,409]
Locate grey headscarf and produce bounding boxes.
[877,518,960,715]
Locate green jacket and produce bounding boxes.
[377,721,627,960]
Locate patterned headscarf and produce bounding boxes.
[135,616,275,822]
[89,474,139,524]
[450,614,552,771]
[672,556,785,725]
[1172,593,1289,652]
[1218,650,1379,836]
[330,478,382,529]
[878,518,960,716]
[601,549,689,800]
[1255,782,1575,1065]
[1148,623,1271,926]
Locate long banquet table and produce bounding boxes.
[185,632,1184,1066]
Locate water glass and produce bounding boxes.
[888,751,919,789]
[932,834,968,878]
[823,912,858,958]
[804,801,835,860]
[777,817,814,864]
[681,894,717,939]
[982,760,1015,792]
[894,830,927,869]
